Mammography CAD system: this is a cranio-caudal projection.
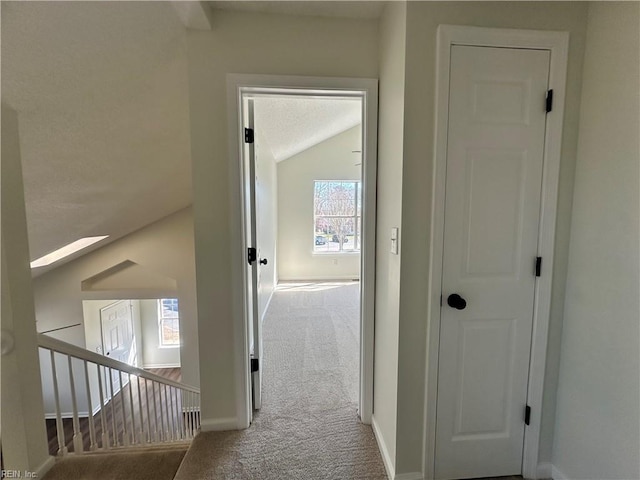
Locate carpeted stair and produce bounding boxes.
[42,444,189,480]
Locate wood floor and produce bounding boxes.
[45,368,198,456]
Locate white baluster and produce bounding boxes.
[108,368,118,446]
[83,360,98,451]
[161,384,173,440]
[168,387,180,440]
[128,373,136,445]
[50,350,68,456]
[154,381,162,442]
[189,391,195,438]
[194,393,201,433]
[145,377,153,443]
[97,364,109,449]
[67,356,83,453]
[137,376,146,444]
[176,388,184,440]
[118,370,129,446]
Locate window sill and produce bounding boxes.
[158,344,180,349]
[312,251,361,256]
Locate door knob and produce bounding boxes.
[447,293,467,310]
[259,258,268,265]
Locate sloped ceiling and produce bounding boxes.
[210,1,385,20]
[81,260,178,292]
[1,1,192,268]
[254,97,362,162]
[2,1,373,275]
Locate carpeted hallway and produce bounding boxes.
[174,281,387,479]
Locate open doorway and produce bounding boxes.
[82,299,182,384]
[229,75,378,429]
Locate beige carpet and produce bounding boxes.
[174,281,387,480]
[42,445,189,480]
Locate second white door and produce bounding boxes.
[435,45,550,479]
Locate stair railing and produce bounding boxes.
[38,334,200,456]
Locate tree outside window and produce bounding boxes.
[314,180,361,253]
[158,298,180,347]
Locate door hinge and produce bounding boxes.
[247,247,257,265]
[545,89,554,113]
[244,128,254,144]
[535,256,542,277]
[250,358,259,372]
[524,404,531,425]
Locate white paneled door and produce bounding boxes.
[100,300,136,398]
[244,98,263,413]
[435,46,550,479]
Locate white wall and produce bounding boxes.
[186,9,378,424]
[82,300,142,364]
[1,104,52,474]
[254,127,278,319]
[33,207,199,394]
[277,126,362,281]
[372,2,406,476]
[551,4,640,479]
[139,299,181,368]
[395,2,588,474]
[83,299,181,371]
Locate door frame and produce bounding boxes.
[423,26,569,480]
[226,74,378,429]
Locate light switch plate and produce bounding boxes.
[390,227,399,255]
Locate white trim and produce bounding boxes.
[142,362,182,369]
[260,288,275,324]
[45,407,97,419]
[372,416,425,480]
[537,462,553,479]
[395,474,424,480]
[200,417,239,432]
[227,74,378,429]
[278,275,361,282]
[372,415,395,480]
[423,25,569,480]
[35,456,56,478]
[551,464,569,480]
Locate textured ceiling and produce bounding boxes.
[2,1,192,273]
[2,1,369,276]
[210,1,385,20]
[254,97,362,162]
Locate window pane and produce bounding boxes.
[314,181,356,216]
[161,298,179,318]
[161,318,180,345]
[314,181,361,253]
[159,298,180,346]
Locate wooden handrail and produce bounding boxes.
[38,334,199,393]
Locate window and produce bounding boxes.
[158,298,180,347]
[314,180,362,253]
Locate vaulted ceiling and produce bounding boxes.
[254,97,362,162]
[2,1,379,275]
[2,1,192,271]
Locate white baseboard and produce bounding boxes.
[36,456,56,478]
[45,410,92,420]
[261,288,275,323]
[551,464,569,480]
[537,462,553,479]
[278,276,360,282]
[395,473,423,480]
[143,363,181,369]
[200,417,238,432]
[372,415,396,480]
